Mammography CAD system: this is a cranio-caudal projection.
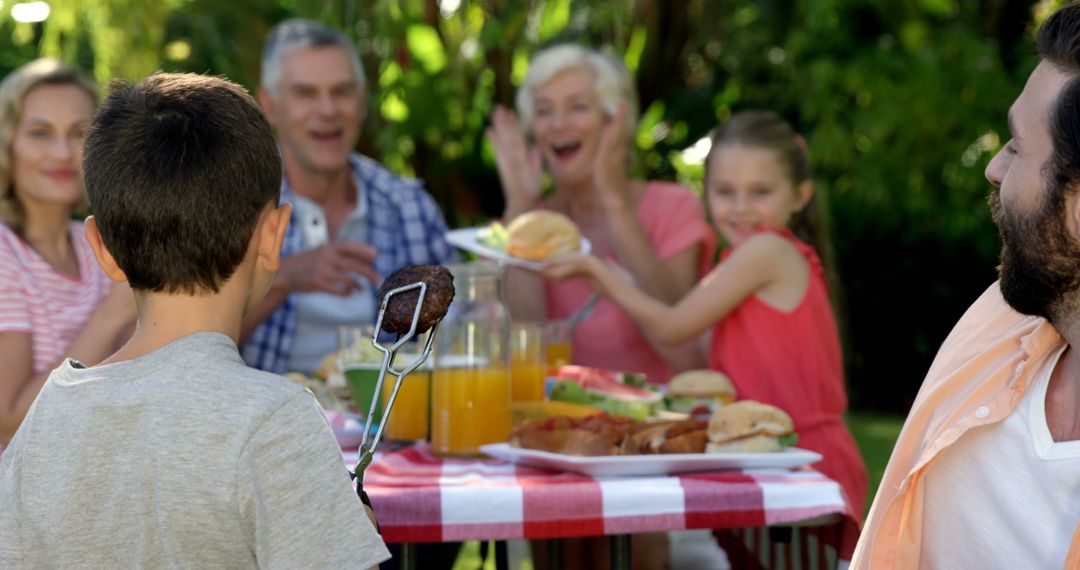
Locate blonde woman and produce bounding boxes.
[0,59,134,444]
[488,44,715,384]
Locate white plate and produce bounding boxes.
[446,227,592,270]
[479,443,821,477]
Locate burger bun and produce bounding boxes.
[706,400,795,453]
[705,435,783,453]
[505,211,582,262]
[668,370,737,403]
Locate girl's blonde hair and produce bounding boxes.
[0,58,97,236]
[516,43,638,138]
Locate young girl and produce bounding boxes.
[542,110,868,523]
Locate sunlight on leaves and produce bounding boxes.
[165,40,191,61]
[538,0,570,42]
[11,21,33,45]
[624,25,646,73]
[960,131,999,167]
[407,24,447,74]
[511,48,529,85]
[900,21,928,52]
[11,1,49,23]
[380,60,403,88]
[679,135,712,166]
[381,92,409,121]
[636,101,665,150]
[733,4,758,26]
[920,0,957,17]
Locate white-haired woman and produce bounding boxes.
[488,43,714,384]
[0,59,134,445]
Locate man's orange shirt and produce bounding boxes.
[852,282,1080,568]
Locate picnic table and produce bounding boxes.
[343,443,858,569]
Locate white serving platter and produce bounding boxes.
[479,443,821,477]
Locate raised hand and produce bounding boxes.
[486,105,543,217]
[592,102,632,210]
[278,242,380,296]
[540,253,606,290]
[541,253,638,296]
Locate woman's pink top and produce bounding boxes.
[0,221,111,374]
[709,230,868,519]
[544,181,715,384]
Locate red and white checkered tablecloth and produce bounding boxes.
[343,442,858,559]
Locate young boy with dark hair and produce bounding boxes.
[0,73,389,569]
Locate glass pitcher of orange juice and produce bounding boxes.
[431,262,511,457]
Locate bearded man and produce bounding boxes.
[852,3,1080,568]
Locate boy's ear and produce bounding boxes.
[256,88,276,125]
[84,216,128,283]
[256,203,291,272]
[795,179,815,212]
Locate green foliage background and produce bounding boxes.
[0,0,1063,412]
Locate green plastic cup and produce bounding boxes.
[345,364,385,424]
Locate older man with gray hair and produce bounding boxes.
[241,19,456,376]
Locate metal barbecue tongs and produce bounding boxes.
[351,281,441,483]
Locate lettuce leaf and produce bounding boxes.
[617,372,649,388]
[477,222,508,249]
[778,433,799,448]
[549,380,590,404]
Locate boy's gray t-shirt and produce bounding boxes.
[0,332,390,569]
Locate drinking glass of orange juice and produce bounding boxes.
[431,262,512,457]
[379,342,433,441]
[544,319,573,369]
[511,322,546,402]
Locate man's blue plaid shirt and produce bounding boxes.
[241,153,457,373]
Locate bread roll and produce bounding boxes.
[505,211,582,261]
[667,369,737,404]
[705,435,783,453]
[706,400,794,452]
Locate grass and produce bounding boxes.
[450,412,908,568]
[453,541,520,570]
[846,411,906,518]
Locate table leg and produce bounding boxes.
[548,538,562,570]
[610,535,631,570]
[496,540,508,570]
[400,543,416,570]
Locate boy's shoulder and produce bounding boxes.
[90,332,314,421]
[173,336,313,414]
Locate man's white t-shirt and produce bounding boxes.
[287,190,376,374]
[921,345,1080,569]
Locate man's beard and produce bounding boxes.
[991,187,1080,320]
